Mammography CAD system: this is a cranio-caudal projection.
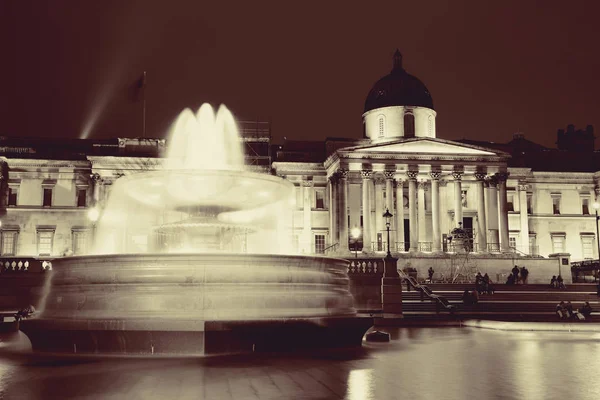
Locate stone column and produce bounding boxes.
[418,181,427,249]
[339,169,350,252]
[90,173,102,206]
[517,181,530,254]
[374,176,385,250]
[452,170,463,229]
[384,169,396,251]
[329,174,338,247]
[497,172,511,252]
[361,168,373,253]
[430,171,442,252]
[302,179,313,253]
[395,178,405,251]
[474,172,488,252]
[407,169,419,252]
[486,176,500,251]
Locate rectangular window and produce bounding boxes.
[8,187,18,206]
[37,230,55,256]
[1,230,18,255]
[551,194,561,215]
[507,194,515,212]
[582,197,590,215]
[72,230,89,255]
[43,188,53,207]
[314,234,325,254]
[582,235,594,259]
[315,189,325,209]
[551,234,565,253]
[527,194,533,214]
[509,236,517,250]
[77,189,87,207]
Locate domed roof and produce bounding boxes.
[364,50,434,113]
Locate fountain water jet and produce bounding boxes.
[21,104,372,356]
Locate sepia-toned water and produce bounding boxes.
[1,327,600,399]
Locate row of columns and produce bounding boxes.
[328,167,511,254]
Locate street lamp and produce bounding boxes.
[351,227,361,259]
[383,208,393,258]
[593,202,600,281]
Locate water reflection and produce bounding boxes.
[1,328,600,399]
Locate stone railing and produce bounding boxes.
[0,257,54,273]
[348,259,384,276]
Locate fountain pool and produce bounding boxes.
[20,104,372,355]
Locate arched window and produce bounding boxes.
[378,116,385,138]
[404,112,415,137]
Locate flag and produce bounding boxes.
[137,71,147,89]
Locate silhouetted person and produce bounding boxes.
[557,275,565,289]
[556,301,566,319]
[520,267,529,285]
[428,267,434,282]
[475,272,484,293]
[512,265,520,283]
[550,275,557,288]
[506,274,515,285]
[565,301,574,319]
[580,302,593,319]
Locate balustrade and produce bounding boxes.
[418,242,432,252]
[487,243,501,253]
[0,257,54,273]
[347,259,384,276]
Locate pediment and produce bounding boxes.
[346,138,500,156]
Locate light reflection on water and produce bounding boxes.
[1,327,599,399]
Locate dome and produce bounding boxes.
[364,50,434,113]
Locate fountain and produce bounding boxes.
[20,104,372,356]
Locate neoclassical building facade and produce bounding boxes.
[1,51,599,266]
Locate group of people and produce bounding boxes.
[475,272,494,295]
[461,272,495,305]
[550,275,567,289]
[556,300,592,320]
[506,265,529,285]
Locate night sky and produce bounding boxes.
[1,0,599,148]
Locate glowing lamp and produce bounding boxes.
[87,207,100,223]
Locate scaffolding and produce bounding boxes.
[238,120,271,170]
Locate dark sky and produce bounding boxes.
[1,0,599,148]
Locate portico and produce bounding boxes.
[325,137,510,255]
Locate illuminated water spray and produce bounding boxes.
[92,104,295,255]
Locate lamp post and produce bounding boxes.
[383,208,393,258]
[593,202,600,282]
[351,227,361,259]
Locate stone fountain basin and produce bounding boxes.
[20,254,372,355]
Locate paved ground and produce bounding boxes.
[1,326,600,399]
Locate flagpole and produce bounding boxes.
[142,71,147,138]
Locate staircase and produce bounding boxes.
[400,283,600,322]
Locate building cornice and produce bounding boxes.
[272,162,325,175]
[3,158,91,169]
